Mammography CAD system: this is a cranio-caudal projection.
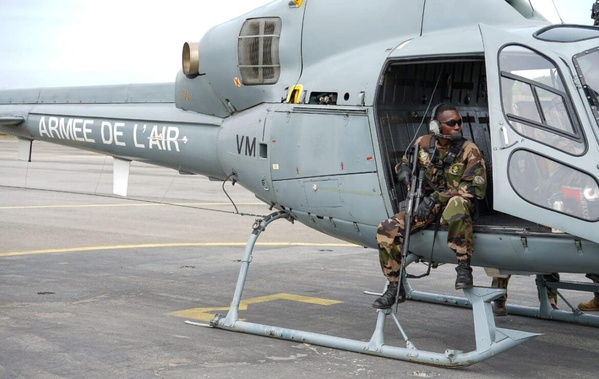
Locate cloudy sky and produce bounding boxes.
[0,0,594,90]
[0,0,272,89]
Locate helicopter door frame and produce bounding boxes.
[480,24,599,243]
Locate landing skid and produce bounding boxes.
[406,273,599,327]
[185,211,539,367]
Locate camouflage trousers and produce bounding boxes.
[376,196,475,281]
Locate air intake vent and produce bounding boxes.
[238,18,281,85]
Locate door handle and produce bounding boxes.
[500,125,518,150]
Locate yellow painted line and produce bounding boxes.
[0,242,357,257]
[170,293,343,322]
[0,202,264,210]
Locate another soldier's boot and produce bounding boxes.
[491,276,509,317]
[578,296,599,311]
[493,297,507,316]
[544,273,560,310]
[578,274,599,311]
[372,281,406,309]
[455,257,473,290]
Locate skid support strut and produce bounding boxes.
[212,210,291,326]
[187,212,539,367]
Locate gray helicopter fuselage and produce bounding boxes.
[1,0,599,275]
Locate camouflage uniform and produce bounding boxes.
[593,1,599,26]
[376,134,487,282]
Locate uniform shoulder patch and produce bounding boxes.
[449,164,461,175]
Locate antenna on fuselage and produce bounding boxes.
[550,0,565,23]
[406,69,444,150]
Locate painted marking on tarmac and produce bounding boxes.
[0,242,357,257]
[170,293,343,322]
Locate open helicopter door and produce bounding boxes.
[481,24,599,243]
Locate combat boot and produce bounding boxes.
[372,281,406,309]
[578,297,599,312]
[543,273,560,310]
[579,274,599,311]
[493,297,507,317]
[491,276,509,316]
[455,258,473,290]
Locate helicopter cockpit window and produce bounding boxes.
[238,18,281,85]
[499,45,585,155]
[574,49,599,115]
[534,25,599,43]
[509,150,599,221]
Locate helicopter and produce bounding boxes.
[1,0,599,367]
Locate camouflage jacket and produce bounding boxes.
[401,134,487,206]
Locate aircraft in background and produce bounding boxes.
[1,0,598,367]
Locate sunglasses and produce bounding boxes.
[441,118,462,127]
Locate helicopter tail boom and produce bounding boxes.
[0,83,230,195]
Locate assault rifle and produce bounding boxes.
[395,143,426,311]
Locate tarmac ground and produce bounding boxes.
[0,136,598,379]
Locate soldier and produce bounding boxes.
[373,103,487,309]
[592,0,599,26]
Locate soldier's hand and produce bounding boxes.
[415,196,435,221]
[397,163,412,186]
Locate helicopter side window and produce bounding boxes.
[574,49,599,126]
[499,45,585,155]
[509,150,599,221]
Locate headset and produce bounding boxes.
[428,103,443,135]
[428,102,463,141]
